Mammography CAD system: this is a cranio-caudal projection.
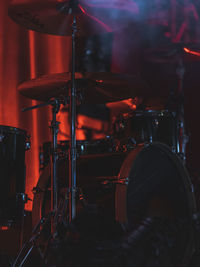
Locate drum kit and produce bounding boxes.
[0,0,199,266]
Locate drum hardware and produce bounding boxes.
[144,42,200,160]
[12,212,53,267]
[69,14,78,223]
[22,98,64,234]
[16,193,29,204]
[175,50,189,163]
[0,125,28,226]
[24,134,31,151]
[115,137,137,153]
[0,125,30,254]
[113,109,178,152]
[96,176,129,186]
[32,186,47,195]
[30,143,197,266]
[8,2,198,266]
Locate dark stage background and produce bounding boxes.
[0,0,200,212]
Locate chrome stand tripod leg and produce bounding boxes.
[69,16,77,222]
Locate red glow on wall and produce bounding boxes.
[26,31,39,211]
[0,226,9,231]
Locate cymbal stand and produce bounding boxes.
[50,100,60,233]
[176,55,188,163]
[22,99,61,233]
[68,15,77,222]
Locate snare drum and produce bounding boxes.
[0,126,29,227]
[114,110,177,151]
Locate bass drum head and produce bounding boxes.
[32,143,196,267]
[117,142,196,267]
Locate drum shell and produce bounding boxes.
[114,110,177,151]
[40,138,116,168]
[0,126,27,226]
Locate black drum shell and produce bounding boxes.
[0,125,27,226]
[114,110,177,151]
[40,138,116,168]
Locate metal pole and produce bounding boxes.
[50,100,60,233]
[69,16,77,222]
[176,56,188,163]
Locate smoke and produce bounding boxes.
[80,0,200,45]
[80,0,140,32]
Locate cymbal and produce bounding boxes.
[18,72,150,103]
[145,42,200,63]
[8,0,139,36]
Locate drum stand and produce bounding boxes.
[175,55,189,163]
[68,16,77,223]
[22,98,62,234]
[12,99,62,266]
[13,14,79,267]
[50,100,60,234]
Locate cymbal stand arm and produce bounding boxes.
[69,16,77,222]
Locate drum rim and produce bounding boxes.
[117,142,197,267]
[58,138,114,145]
[134,109,175,116]
[0,125,27,135]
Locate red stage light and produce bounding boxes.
[0,226,9,231]
[184,47,200,57]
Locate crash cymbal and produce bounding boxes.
[18,72,83,101]
[8,0,139,36]
[18,72,150,103]
[145,42,200,63]
[8,0,108,36]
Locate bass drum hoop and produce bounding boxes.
[116,142,196,267]
[0,125,27,135]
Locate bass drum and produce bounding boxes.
[32,143,196,267]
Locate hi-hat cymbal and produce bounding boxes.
[18,72,150,103]
[8,0,139,36]
[145,42,200,64]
